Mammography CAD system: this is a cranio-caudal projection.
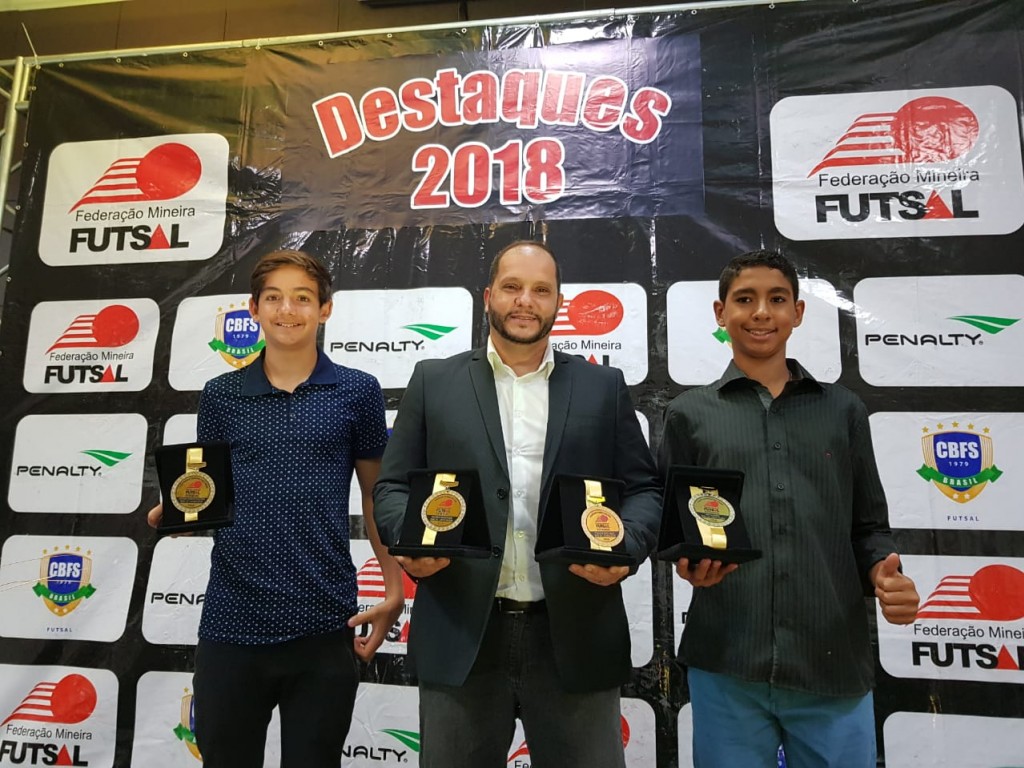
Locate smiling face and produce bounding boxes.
[248,265,332,352]
[484,244,563,347]
[714,265,805,366]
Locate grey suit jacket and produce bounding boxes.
[373,348,662,693]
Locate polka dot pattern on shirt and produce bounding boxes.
[196,351,387,645]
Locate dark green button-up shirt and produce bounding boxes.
[661,360,894,697]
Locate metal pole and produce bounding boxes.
[0,57,25,272]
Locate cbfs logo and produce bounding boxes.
[40,133,228,266]
[771,86,1024,240]
[32,548,96,617]
[208,304,264,369]
[918,422,1002,505]
[171,689,201,761]
[0,674,96,766]
[355,558,416,648]
[911,564,1024,675]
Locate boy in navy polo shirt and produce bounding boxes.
[148,250,404,767]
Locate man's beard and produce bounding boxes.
[488,308,556,345]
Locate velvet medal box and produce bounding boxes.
[154,442,235,534]
[535,474,635,567]
[388,469,491,559]
[657,466,761,565]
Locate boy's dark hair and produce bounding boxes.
[718,250,800,302]
[488,240,562,293]
[251,250,333,305]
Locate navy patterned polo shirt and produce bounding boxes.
[196,349,387,645]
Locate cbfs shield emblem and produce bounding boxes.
[33,548,96,616]
[918,423,1003,503]
[173,689,202,761]
[208,306,264,369]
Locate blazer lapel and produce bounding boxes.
[541,353,573,492]
[469,349,509,478]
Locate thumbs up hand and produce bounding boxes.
[870,553,919,625]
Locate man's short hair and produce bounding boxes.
[488,240,562,292]
[718,250,800,302]
[250,249,333,305]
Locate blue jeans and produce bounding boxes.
[688,667,876,768]
[418,605,625,768]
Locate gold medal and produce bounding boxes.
[580,479,625,551]
[420,473,467,546]
[170,447,216,523]
[687,485,734,549]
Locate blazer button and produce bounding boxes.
[491,546,503,558]
[496,488,508,500]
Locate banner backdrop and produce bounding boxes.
[1,0,1023,765]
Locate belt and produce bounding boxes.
[494,598,546,614]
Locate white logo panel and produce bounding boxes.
[132,671,282,767]
[40,133,228,265]
[623,560,653,668]
[854,275,1024,386]
[8,413,147,514]
[344,683,420,765]
[878,555,1024,683]
[771,86,1024,240]
[870,412,1022,531]
[351,539,415,656]
[23,299,159,393]
[549,283,648,384]
[325,288,473,389]
[0,536,137,642]
[142,537,213,647]
[666,279,841,385]
[169,294,264,391]
[883,712,1024,767]
[163,414,198,446]
[0,664,118,768]
[672,576,695,652]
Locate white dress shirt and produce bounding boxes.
[487,337,553,602]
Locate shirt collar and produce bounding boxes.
[714,358,821,392]
[486,337,555,379]
[241,348,338,395]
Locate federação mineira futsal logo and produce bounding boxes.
[1,674,97,727]
[770,86,1024,240]
[551,290,624,336]
[916,564,1024,622]
[69,142,201,212]
[807,96,979,176]
[45,305,139,354]
[40,133,227,266]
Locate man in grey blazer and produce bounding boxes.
[374,241,661,768]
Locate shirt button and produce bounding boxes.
[497,489,508,500]
[515,530,525,539]
[516,574,526,582]
[773,442,782,450]
[776,483,785,490]
[515,489,525,498]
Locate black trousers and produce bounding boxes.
[193,627,359,768]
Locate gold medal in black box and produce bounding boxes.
[389,469,491,558]
[535,474,634,566]
[154,442,235,534]
[656,466,760,565]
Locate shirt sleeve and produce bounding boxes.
[848,396,897,590]
[196,382,224,443]
[353,373,388,460]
